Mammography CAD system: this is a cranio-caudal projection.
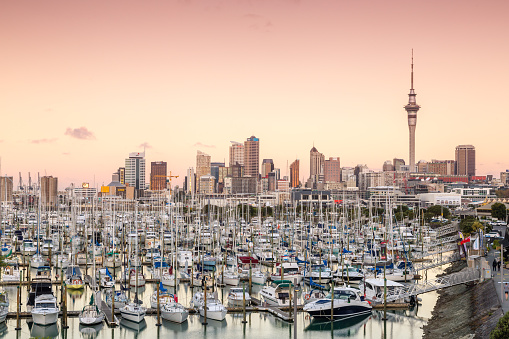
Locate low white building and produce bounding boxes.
[418,193,461,207]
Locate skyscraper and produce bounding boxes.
[125,152,146,190]
[309,146,325,182]
[150,161,167,190]
[324,157,341,182]
[290,159,300,188]
[262,159,274,178]
[229,141,244,167]
[244,136,260,178]
[455,145,475,177]
[404,51,420,172]
[196,151,211,192]
[40,176,58,209]
[0,176,13,202]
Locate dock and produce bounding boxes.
[99,300,119,327]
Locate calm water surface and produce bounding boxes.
[0,265,446,339]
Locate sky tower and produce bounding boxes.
[404,50,420,172]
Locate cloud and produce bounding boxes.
[62,152,70,156]
[31,138,57,144]
[193,142,216,148]
[139,142,152,149]
[65,127,95,140]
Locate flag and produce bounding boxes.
[460,237,471,245]
[473,237,479,250]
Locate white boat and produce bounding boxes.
[304,264,332,285]
[79,294,105,326]
[105,290,128,309]
[217,268,240,286]
[191,291,227,321]
[227,287,251,307]
[128,269,145,287]
[359,278,409,304]
[53,254,69,269]
[260,279,294,307]
[2,264,20,282]
[30,253,47,268]
[119,302,146,323]
[161,301,189,323]
[31,294,59,326]
[177,250,193,268]
[303,289,326,304]
[0,290,8,323]
[21,240,37,257]
[271,262,303,284]
[303,286,372,320]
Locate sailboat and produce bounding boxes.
[66,265,84,290]
[79,292,105,325]
[119,203,146,323]
[0,290,8,323]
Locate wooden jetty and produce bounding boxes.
[99,300,119,327]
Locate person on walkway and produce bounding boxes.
[493,259,498,272]
[498,259,502,272]
[504,282,509,300]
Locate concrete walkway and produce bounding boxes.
[487,248,509,313]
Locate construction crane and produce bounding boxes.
[154,172,179,193]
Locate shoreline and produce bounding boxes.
[422,260,502,339]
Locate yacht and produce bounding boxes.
[161,301,189,323]
[260,280,294,307]
[191,291,227,321]
[217,267,240,286]
[119,302,146,323]
[333,266,364,282]
[105,289,128,310]
[304,264,332,285]
[31,294,59,325]
[79,292,105,326]
[303,286,372,320]
[0,290,8,323]
[271,262,303,284]
[66,265,84,290]
[2,264,20,282]
[227,287,251,307]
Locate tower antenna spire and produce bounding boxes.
[411,49,414,90]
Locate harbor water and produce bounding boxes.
[0,265,446,339]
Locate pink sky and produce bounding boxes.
[1,0,508,189]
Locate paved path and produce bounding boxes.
[487,224,509,313]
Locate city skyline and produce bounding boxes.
[1,0,508,188]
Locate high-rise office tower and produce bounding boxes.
[404,51,420,172]
[185,167,196,194]
[310,146,325,181]
[229,141,244,167]
[40,176,58,208]
[262,159,274,178]
[290,159,300,188]
[455,145,475,177]
[393,158,406,172]
[324,157,341,182]
[196,151,211,193]
[244,136,260,178]
[150,161,167,190]
[125,152,146,190]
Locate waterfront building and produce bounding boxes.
[41,176,58,209]
[150,161,167,191]
[229,141,244,167]
[244,136,260,178]
[290,159,300,188]
[404,51,420,172]
[455,145,476,177]
[125,152,145,190]
[74,183,97,199]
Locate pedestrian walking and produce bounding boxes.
[493,259,498,272]
[504,283,509,300]
[498,259,502,272]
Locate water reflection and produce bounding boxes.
[120,318,147,333]
[30,323,59,339]
[162,319,189,332]
[0,323,7,338]
[304,314,370,336]
[79,322,104,338]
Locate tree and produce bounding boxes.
[426,205,450,218]
[491,202,507,220]
[495,189,509,199]
[460,216,477,235]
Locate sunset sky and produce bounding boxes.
[1,0,508,189]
